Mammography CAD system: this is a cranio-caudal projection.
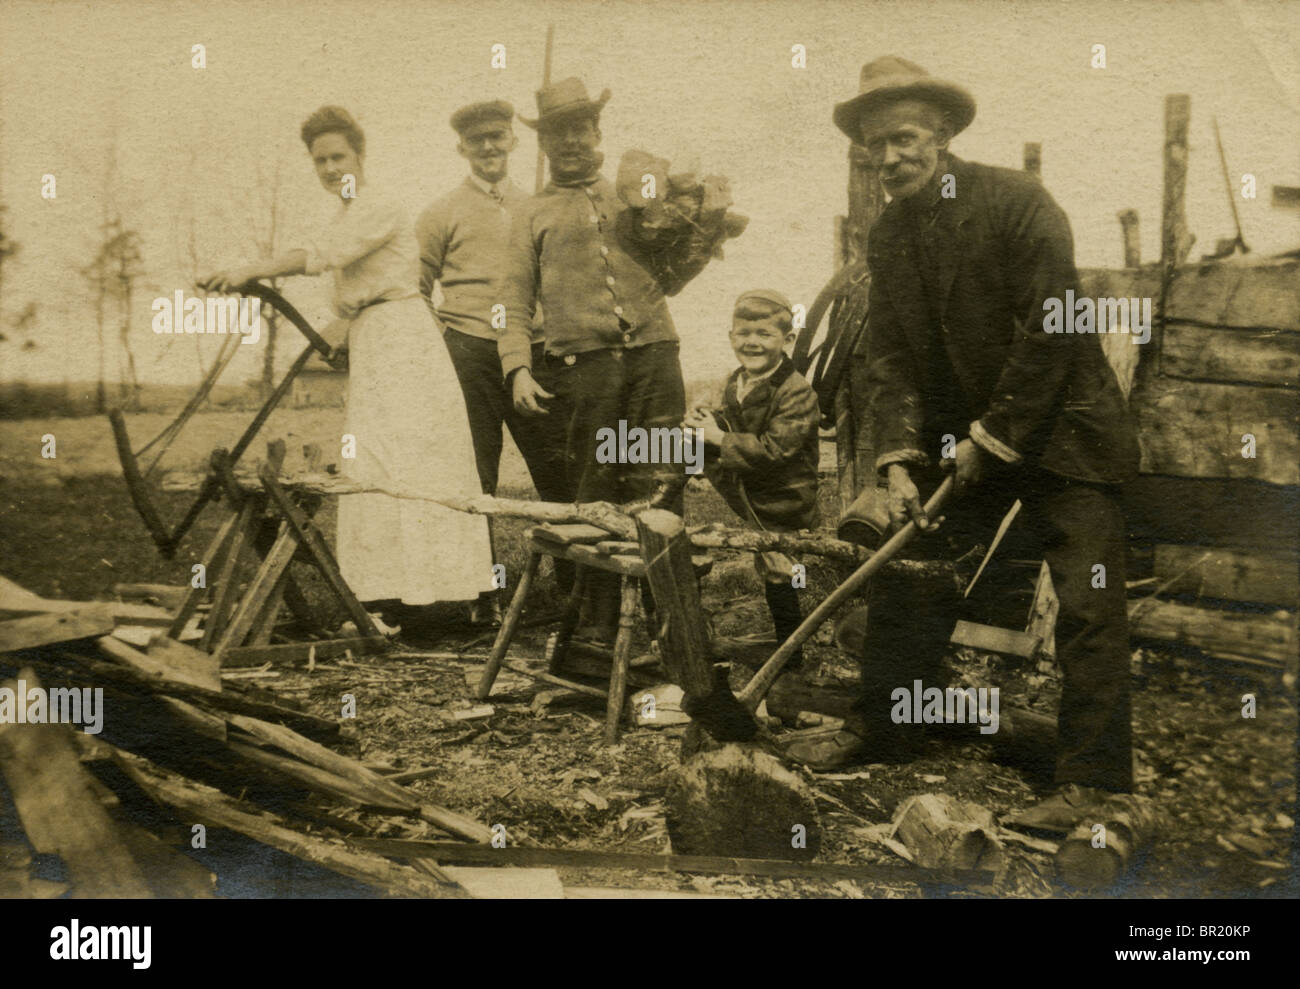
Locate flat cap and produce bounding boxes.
[734,288,793,315]
[450,100,515,134]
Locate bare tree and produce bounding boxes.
[83,217,145,410]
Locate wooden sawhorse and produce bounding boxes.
[165,442,383,665]
[474,524,711,744]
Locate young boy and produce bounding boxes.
[684,289,822,670]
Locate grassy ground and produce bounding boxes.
[0,411,1294,898]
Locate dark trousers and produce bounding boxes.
[534,341,688,631]
[442,329,568,501]
[852,464,1133,793]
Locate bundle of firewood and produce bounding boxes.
[615,149,749,258]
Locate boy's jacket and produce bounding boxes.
[709,356,821,532]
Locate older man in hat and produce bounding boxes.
[498,78,724,643]
[785,57,1140,833]
[417,101,570,619]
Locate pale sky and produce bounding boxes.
[1,0,1297,389]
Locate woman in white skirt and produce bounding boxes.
[201,106,494,633]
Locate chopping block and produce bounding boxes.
[635,509,821,861]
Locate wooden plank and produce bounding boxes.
[213,523,299,656]
[0,608,115,652]
[145,634,222,692]
[1164,258,1300,331]
[441,866,564,899]
[1153,545,1299,606]
[950,620,1041,659]
[1128,598,1295,665]
[227,713,492,843]
[352,839,995,887]
[221,636,388,668]
[1131,376,1300,485]
[531,523,609,545]
[103,742,467,898]
[1123,476,1300,551]
[98,635,219,693]
[0,670,153,898]
[1161,322,1300,387]
[45,646,338,742]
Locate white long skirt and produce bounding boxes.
[335,296,494,605]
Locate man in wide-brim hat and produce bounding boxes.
[783,57,1141,838]
[499,77,726,646]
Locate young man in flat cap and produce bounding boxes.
[417,100,569,618]
[785,56,1140,833]
[499,77,726,643]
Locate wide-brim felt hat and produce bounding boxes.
[833,56,975,143]
[520,77,611,130]
[451,100,515,134]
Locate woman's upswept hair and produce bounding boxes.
[301,105,365,155]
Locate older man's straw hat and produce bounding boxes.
[833,56,975,142]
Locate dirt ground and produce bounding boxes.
[0,411,1294,898]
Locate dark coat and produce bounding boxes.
[865,154,1140,485]
[707,356,821,531]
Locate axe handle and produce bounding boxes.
[738,476,954,711]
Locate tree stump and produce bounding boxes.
[665,744,821,861]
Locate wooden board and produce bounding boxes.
[1128,598,1295,665]
[0,576,174,626]
[0,608,116,652]
[98,635,220,693]
[1164,258,1300,332]
[0,671,153,898]
[353,838,995,886]
[1123,476,1300,552]
[220,636,388,668]
[950,620,1041,659]
[1131,376,1300,485]
[1161,322,1300,387]
[1153,545,1299,606]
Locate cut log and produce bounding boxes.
[891,793,1004,874]
[1127,598,1295,665]
[0,670,153,898]
[1054,794,1165,890]
[160,474,958,570]
[665,744,820,860]
[0,608,115,652]
[1152,545,1299,607]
